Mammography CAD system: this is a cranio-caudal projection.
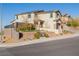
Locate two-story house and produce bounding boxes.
[11,10,63,34]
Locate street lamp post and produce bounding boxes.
[0,4,3,42]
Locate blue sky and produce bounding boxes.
[0,3,79,27]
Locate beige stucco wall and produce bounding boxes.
[17,14,28,22]
[37,12,61,33]
[3,28,19,41]
[16,13,35,23]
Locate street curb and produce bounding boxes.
[0,34,79,48]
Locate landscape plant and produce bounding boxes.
[34,31,41,39]
[44,33,49,38]
[16,23,35,32]
[34,31,49,39]
[67,20,79,27]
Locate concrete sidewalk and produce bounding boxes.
[0,33,79,48]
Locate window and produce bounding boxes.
[34,13,38,17]
[56,12,60,18]
[16,16,18,19]
[28,14,31,18]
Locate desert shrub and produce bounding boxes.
[67,21,71,26]
[34,31,49,39]
[63,30,70,34]
[44,33,49,38]
[34,31,41,39]
[67,20,79,27]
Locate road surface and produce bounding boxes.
[0,36,79,56]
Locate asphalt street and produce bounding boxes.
[0,36,79,56]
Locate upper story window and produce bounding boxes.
[34,13,38,17]
[56,13,59,17]
[56,12,61,18]
[28,14,31,18]
[16,16,18,19]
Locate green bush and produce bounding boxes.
[34,31,49,39]
[34,32,41,39]
[44,33,49,38]
[67,22,71,26]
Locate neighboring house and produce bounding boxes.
[61,14,72,24]
[11,10,67,34]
